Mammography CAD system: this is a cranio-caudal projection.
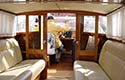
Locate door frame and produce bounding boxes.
[25,14,48,62]
[75,14,99,61]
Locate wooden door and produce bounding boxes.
[26,14,47,61]
[75,14,98,61]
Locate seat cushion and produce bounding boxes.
[0,38,22,70]
[74,60,110,80]
[99,40,125,80]
[0,59,45,80]
[0,53,5,72]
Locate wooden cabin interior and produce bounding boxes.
[0,0,125,80]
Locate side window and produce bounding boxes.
[99,16,107,34]
[84,16,95,33]
[16,15,26,32]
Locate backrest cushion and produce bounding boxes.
[0,38,22,71]
[0,53,5,72]
[99,40,125,80]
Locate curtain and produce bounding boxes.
[107,6,125,42]
[0,11,17,37]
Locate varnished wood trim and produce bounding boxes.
[78,15,99,61]
[17,10,106,16]
[39,15,41,49]
[0,36,15,39]
[43,14,48,62]
[75,14,80,60]
[27,49,46,54]
[26,15,29,58]
[0,9,16,15]
[95,15,99,61]
[80,50,96,56]
[108,38,125,44]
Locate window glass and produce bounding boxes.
[41,16,43,49]
[48,13,76,31]
[29,16,39,32]
[98,16,107,34]
[28,15,40,49]
[84,16,95,33]
[16,15,26,32]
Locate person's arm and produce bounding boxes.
[48,20,70,32]
[57,20,70,32]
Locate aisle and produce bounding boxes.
[46,54,74,80]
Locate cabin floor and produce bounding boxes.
[46,53,74,80]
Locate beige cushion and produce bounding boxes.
[74,61,110,80]
[0,59,45,80]
[99,40,125,80]
[0,53,5,72]
[0,38,22,70]
[74,40,125,80]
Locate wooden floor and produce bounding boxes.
[46,54,74,80]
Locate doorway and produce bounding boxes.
[47,13,76,65]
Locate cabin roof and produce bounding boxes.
[0,1,122,14]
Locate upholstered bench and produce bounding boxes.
[74,40,125,80]
[0,38,46,80]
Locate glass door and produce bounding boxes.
[26,15,47,60]
[76,15,98,61]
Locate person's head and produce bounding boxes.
[47,16,54,20]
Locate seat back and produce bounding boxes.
[0,38,22,72]
[99,40,125,80]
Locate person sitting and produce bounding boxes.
[47,16,70,63]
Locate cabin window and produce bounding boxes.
[107,7,125,42]
[28,15,44,49]
[0,11,16,37]
[80,16,96,50]
[84,16,95,33]
[29,16,39,32]
[98,16,107,34]
[16,15,26,32]
[48,13,76,30]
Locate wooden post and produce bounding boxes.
[75,14,80,60]
[26,15,29,59]
[95,15,99,61]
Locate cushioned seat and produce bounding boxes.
[0,60,45,80]
[74,61,110,80]
[0,38,46,80]
[74,40,125,80]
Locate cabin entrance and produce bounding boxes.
[47,13,76,64]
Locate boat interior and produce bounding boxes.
[0,0,125,80]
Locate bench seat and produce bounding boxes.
[74,40,125,80]
[0,38,46,80]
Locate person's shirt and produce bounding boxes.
[47,19,70,48]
